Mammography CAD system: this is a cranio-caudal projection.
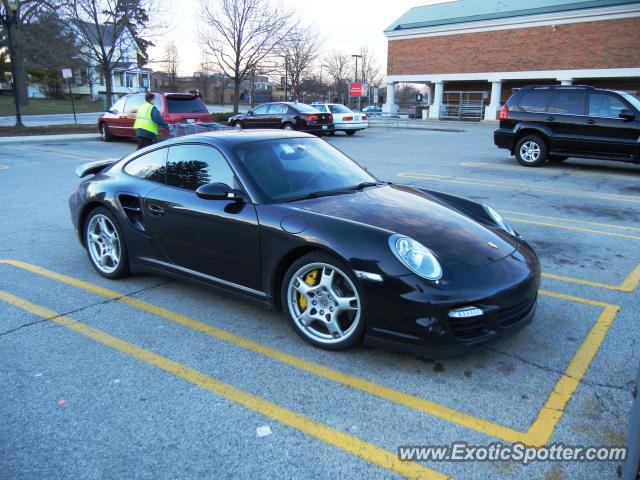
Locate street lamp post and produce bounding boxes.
[2,0,24,127]
[351,54,362,111]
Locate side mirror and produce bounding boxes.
[108,109,117,114]
[196,182,243,201]
[247,109,254,116]
[619,109,635,121]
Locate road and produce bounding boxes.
[1,124,638,479]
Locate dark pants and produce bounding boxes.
[137,136,155,150]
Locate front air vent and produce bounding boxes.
[118,194,145,231]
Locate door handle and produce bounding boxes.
[587,119,596,125]
[546,116,556,122]
[148,204,165,215]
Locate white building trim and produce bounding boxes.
[387,68,640,84]
[384,4,640,40]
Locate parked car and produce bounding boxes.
[228,102,334,135]
[70,130,540,354]
[98,92,211,142]
[362,105,382,116]
[494,85,640,167]
[311,103,368,135]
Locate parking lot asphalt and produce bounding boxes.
[1,124,639,479]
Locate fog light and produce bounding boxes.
[417,317,444,335]
[448,306,483,318]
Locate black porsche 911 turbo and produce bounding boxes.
[69,130,540,355]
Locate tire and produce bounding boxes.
[234,121,243,130]
[281,252,365,350]
[84,207,129,279]
[515,135,547,167]
[345,130,356,136]
[100,123,112,142]
[328,130,336,136]
[548,155,569,163]
[282,123,294,131]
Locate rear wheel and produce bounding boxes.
[548,155,568,163]
[282,123,294,131]
[515,135,547,167]
[100,123,112,142]
[345,130,356,136]
[85,207,129,279]
[282,252,365,350]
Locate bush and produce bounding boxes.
[210,112,234,124]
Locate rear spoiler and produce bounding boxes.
[75,159,118,178]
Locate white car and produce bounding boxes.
[311,103,368,135]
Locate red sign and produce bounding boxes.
[349,83,362,97]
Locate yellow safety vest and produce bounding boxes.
[133,102,158,135]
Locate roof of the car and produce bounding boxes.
[164,129,314,147]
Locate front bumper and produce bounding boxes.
[360,245,541,357]
[494,128,515,152]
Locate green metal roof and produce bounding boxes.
[385,0,638,31]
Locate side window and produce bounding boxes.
[166,144,236,191]
[125,95,145,114]
[267,103,287,114]
[123,148,167,183]
[252,104,268,114]
[110,97,126,114]
[517,91,551,112]
[588,93,627,118]
[549,91,586,115]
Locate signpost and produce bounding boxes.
[349,83,363,98]
[62,68,77,125]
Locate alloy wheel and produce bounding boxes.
[86,214,121,274]
[287,262,361,345]
[519,141,541,163]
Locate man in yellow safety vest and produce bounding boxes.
[133,92,169,150]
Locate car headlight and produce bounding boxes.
[483,205,516,236]
[389,234,442,281]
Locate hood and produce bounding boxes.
[293,184,517,267]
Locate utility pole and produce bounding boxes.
[351,54,362,111]
[2,0,24,127]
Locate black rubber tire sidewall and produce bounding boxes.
[280,251,366,350]
[101,123,112,142]
[515,135,547,167]
[84,206,130,279]
[345,130,356,135]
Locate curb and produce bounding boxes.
[0,133,101,145]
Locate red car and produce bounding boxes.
[98,92,211,141]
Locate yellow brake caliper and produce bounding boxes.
[298,269,319,311]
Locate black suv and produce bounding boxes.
[494,85,640,167]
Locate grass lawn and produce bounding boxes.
[0,95,105,116]
[0,124,97,136]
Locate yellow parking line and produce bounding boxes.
[526,290,620,446]
[0,259,525,444]
[0,289,449,480]
[11,145,108,161]
[0,259,621,448]
[542,264,640,293]
[461,162,640,181]
[397,172,640,204]
[505,217,640,241]
[499,209,640,233]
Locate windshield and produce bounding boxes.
[620,92,640,112]
[166,96,209,114]
[233,138,377,203]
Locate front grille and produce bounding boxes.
[496,296,536,327]
[449,316,486,340]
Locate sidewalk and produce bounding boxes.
[0,133,100,144]
[368,117,497,132]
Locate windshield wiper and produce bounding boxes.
[283,188,352,203]
[348,181,382,191]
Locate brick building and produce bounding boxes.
[384,0,640,120]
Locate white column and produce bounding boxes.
[484,80,502,121]
[429,81,443,119]
[383,82,398,113]
[558,78,573,86]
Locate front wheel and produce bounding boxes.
[234,121,243,130]
[282,252,365,350]
[515,135,547,167]
[100,123,112,142]
[85,207,129,279]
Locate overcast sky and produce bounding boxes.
[148,0,449,77]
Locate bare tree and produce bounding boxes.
[163,41,179,90]
[59,0,155,106]
[323,50,351,103]
[358,46,383,90]
[199,0,296,113]
[279,26,320,101]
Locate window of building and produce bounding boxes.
[124,148,167,183]
[518,91,552,112]
[166,145,236,191]
[588,93,627,118]
[549,91,586,115]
